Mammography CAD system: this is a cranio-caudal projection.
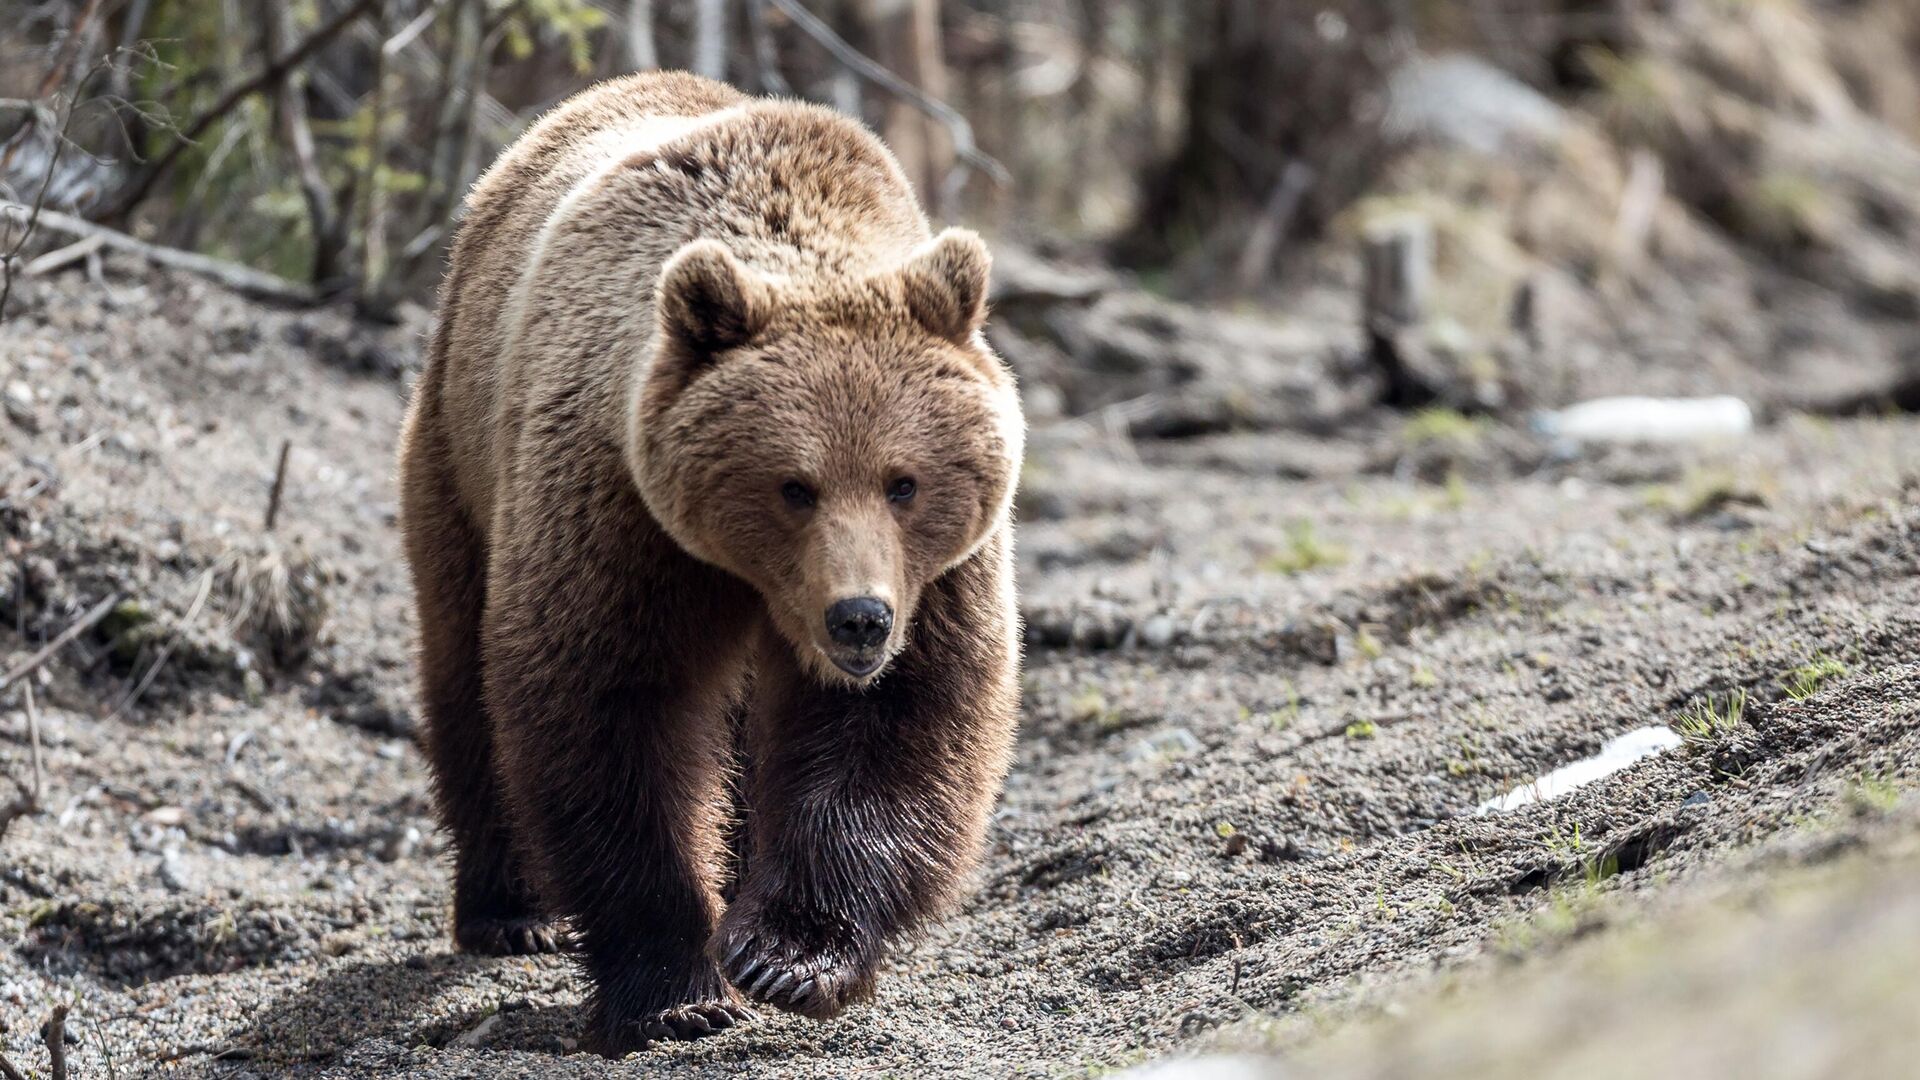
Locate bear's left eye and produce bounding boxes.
[781,480,816,510]
[888,477,916,503]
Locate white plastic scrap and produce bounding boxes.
[1534,395,1753,444]
[1478,725,1683,814]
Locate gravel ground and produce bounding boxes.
[2,258,1917,1077]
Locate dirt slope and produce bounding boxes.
[2,258,1918,1078]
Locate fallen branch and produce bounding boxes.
[0,591,125,694]
[762,0,1007,213]
[22,232,105,276]
[0,202,320,304]
[104,0,382,219]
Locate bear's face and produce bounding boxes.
[631,230,1021,686]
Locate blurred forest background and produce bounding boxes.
[3,0,1919,380]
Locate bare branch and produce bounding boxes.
[0,58,102,323]
[763,0,1008,213]
[105,0,383,220]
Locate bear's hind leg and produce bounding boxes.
[400,431,558,956]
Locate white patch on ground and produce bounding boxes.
[1118,1054,1276,1080]
[1477,725,1684,814]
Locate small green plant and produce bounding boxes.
[1781,656,1847,701]
[1261,521,1348,575]
[1845,775,1899,815]
[1743,171,1830,245]
[1353,628,1384,661]
[1345,719,1378,740]
[1674,689,1747,746]
[1543,820,1586,858]
[1068,687,1120,727]
[1278,680,1302,726]
[1581,853,1621,887]
[1402,407,1483,448]
[1411,662,1438,689]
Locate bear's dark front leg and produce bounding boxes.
[483,480,760,1055]
[716,529,1019,1018]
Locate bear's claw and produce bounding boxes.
[591,999,754,1055]
[638,1001,754,1043]
[717,928,868,1019]
[455,915,564,956]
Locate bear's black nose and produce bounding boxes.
[826,597,893,649]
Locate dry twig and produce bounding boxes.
[265,439,292,532]
[0,591,125,694]
[109,568,215,719]
[0,684,44,841]
[42,1004,69,1080]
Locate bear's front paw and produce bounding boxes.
[589,998,755,1056]
[454,914,565,956]
[713,915,877,1020]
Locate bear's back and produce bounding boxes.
[424,73,931,528]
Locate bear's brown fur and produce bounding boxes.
[396,71,1023,1055]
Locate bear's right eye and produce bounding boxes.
[780,480,816,510]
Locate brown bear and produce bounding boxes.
[396,71,1023,1055]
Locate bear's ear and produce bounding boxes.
[655,239,771,356]
[899,228,991,344]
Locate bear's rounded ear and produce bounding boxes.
[655,239,771,355]
[899,228,991,344]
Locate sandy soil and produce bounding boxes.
[2,257,1917,1078]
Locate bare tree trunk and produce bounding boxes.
[1123,0,1402,290]
[359,4,392,299]
[423,0,484,232]
[693,0,728,80]
[261,0,351,289]
[861,0,951,205]
[626,0,657,70]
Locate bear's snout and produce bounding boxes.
[826,596,893,653]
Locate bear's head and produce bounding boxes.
[629,229,1022,686]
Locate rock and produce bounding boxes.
[4,380,40,432]
[157,852,197,894]
[1139,614,1179,650]
[1386,54,1564,155]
